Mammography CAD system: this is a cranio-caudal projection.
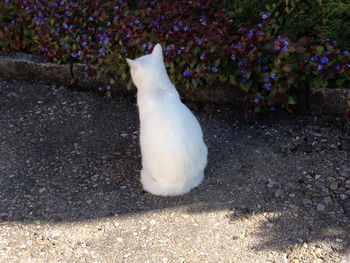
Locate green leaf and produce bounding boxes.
[185,80,190,90]
[229,75,236,85]
[312,78,327,88]
[191,78,198,88]
[316,46,324,54]
[22,38,32,45]
[240,81,252,92]
[110,78,115,85]
[335,79,345,87]
[228,11,235,17]
[127,81,132,90]
[287,96,297,105]
[122,73,127,80]
[219,75,227,82]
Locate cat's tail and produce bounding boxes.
[140,169,196,196]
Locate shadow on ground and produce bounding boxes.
[0,79,349,254]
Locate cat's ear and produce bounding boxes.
[152,43,163,60]
[126,58,139,71]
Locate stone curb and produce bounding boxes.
[0,53,349,114]
[309,87,349,115]
[72,62,242,104]
[0,53,71,86]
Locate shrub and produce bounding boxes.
[301,39,350,88]
[0,0,349,120]
[214,0,350,51]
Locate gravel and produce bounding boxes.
[0,78,349,262]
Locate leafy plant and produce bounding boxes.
[0,0,349,120]
[300,39,350,88]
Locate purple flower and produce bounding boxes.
[103,38,110,45]
[271,106,276,111]
[265,83,271,90]
[242,78,247,83]
[270,73,275,79]
[211,66,218,72]
[199,17,207,26]
[318,64,324,70]
[311,55,318,61]
[82,41,86,47]
[277,36,289,52]
[344,50,349,55]
[320,57,328,64]
[85,72,89,79]
[254,97,260,103]
[183,71,191,77]
[332,40,338,45]
[106,85,111,91]
[98,86,103,92]
[173,26,179,31]
[260,12,271,20]
[200,52,205,60]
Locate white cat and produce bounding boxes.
[126,43,208,196]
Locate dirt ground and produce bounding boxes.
[0,78,349,263]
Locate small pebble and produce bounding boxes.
[315,174,322,180]
[323,196,332,204]
[274,189,283,198]
[329,182,338,190]
[317,204,325,211]
[339,194,348,200]
[303,199,312,206]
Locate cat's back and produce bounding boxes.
[141,90,201,136]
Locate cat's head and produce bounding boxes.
[126,43,167,90]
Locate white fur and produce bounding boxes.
[126,43,208,196]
